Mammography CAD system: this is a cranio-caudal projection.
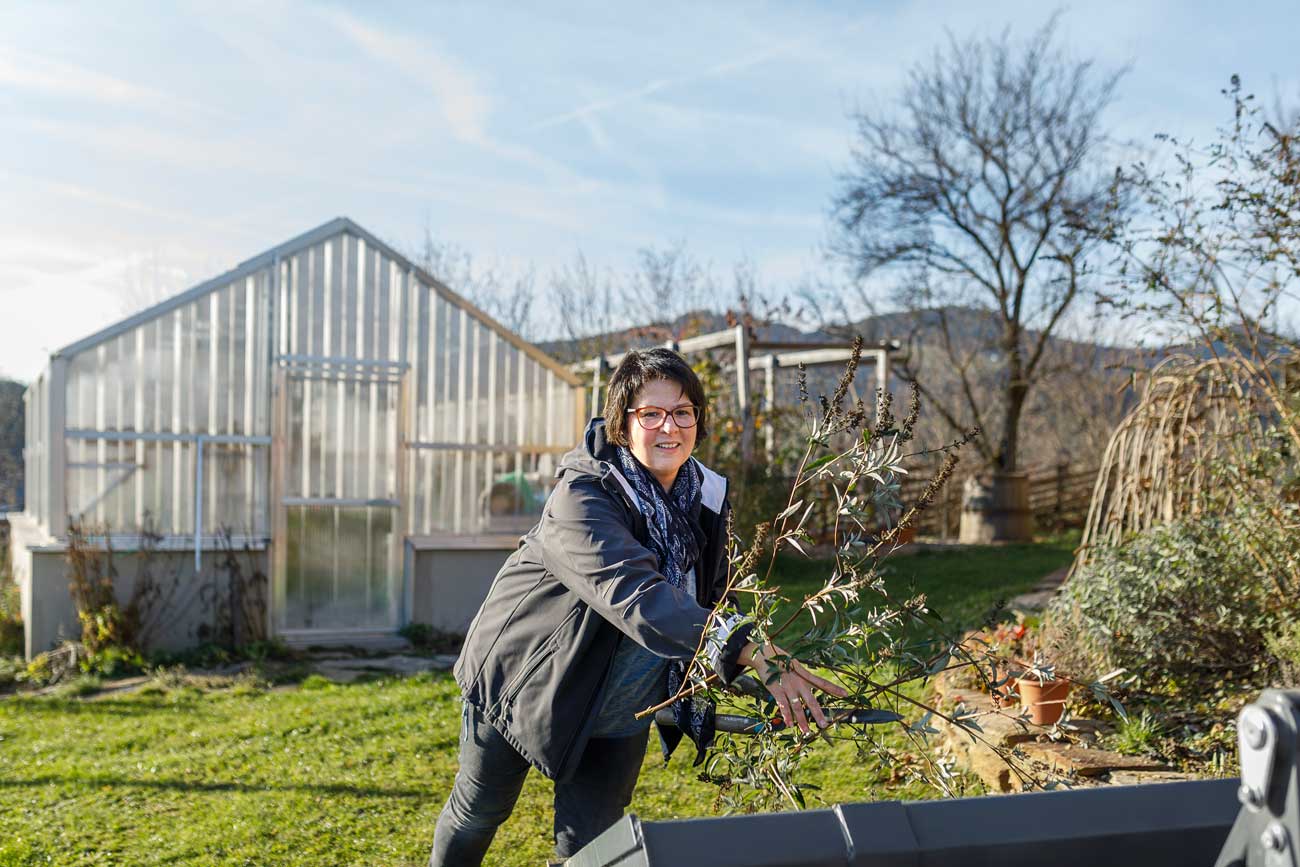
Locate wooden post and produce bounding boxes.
[590,357,604,418]
[734,326,753,463]
[1054,460,1068,532]
[46,355,67,540]
[875,348,889,406]
[763,354,777,463]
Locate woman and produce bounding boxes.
[430,348,844,865]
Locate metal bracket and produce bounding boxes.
[1216,690,1300,867]
[1241,705,1280,811]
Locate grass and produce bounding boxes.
[0,540,1074,866]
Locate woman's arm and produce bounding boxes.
[540,474,749,676]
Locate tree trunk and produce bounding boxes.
[965,349,1033,542]
[997,380,1029,473]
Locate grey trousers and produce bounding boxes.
[429,702,649,866]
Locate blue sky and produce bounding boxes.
[2,0,1297,381]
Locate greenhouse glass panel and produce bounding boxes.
[202,443,268,536]
[278,504,397,630]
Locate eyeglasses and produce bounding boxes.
[626,405,699,430]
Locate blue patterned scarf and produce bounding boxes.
[615,447,716,764]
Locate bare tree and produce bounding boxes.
[414,226,538,340]
[118,249,186,315]
[620,241,719,341]
[830,16,1128,472]
[546,253,626,362]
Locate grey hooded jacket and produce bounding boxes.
[453,419,747,782]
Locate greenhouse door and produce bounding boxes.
[271,359,407,641]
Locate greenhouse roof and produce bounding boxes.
[53,216,579,385]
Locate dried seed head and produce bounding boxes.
[827,336,863,417]
[846,398,867,430]
[735,521,771,577]
[914,452,960,513]
[900,381,921,442]
[873,387,895,437]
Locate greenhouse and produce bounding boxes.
[13,218,583,657]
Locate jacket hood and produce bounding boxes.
[558,418,728,515]
[557,417,619,479]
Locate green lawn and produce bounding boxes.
[0,540,1074,867]
[770,538,1077,639]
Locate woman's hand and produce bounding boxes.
[738,641,849,735]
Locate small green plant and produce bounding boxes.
[0,579,21,658]
[146,664,190,692]
[397,622,462,654]
[24,641,86,687]
[228,669,270,696]
[0,655,24,691]
[81,644,146,678]
[1265,620,1300,688]
[299,673,334,691]
[55,674,103,698]
[243,638,292,662]
[1111,710,1163,757]
[151,637,293,670]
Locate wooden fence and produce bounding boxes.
[898,461,1099,539]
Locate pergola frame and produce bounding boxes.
[573,325,900,461]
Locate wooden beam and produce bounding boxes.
[735,326,753,463]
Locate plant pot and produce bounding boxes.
[1016,676,1071,725]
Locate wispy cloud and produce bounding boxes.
[0,49,217,117]
[530,39,800,132]
[319,7,492,145]
[3,170,229,232]
[317,7,580,178]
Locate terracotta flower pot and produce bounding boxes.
[1016,676,1071,725]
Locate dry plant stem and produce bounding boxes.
[638,350,998,807]
[896,725,959,798]
[765,765,802,809]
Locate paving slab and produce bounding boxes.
[1020,742,1172,777]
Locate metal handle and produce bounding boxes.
[654,705,903,734]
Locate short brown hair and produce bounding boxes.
[603,348,710,446]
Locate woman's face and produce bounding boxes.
[626,378,698,491]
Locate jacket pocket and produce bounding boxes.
[500,606,580,705]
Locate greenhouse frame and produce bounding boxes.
[14,217,584,656]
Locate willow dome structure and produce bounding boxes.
[14,218,583,656]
